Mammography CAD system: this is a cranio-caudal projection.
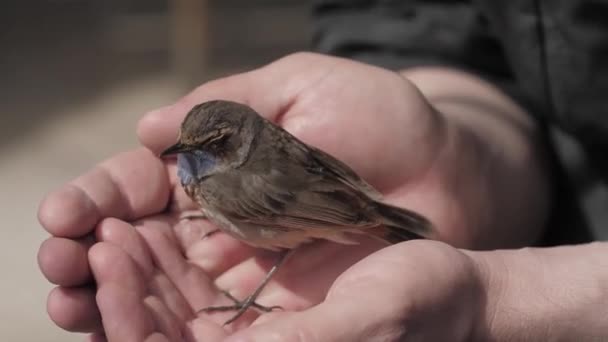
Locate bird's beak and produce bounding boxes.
[160,142,190,157]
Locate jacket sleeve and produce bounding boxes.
[312,1,516,89]
[311,0,598,244]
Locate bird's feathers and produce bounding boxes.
[172,100,433,250]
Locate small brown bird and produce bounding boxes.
[161,100,433,325]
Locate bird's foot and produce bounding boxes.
[197,290,283,325]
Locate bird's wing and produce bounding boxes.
[305,145,383,201]
[212,124,385,233]
[217,167,379,233]
[264,122,382,201]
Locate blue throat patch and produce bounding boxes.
[177,150,217,185]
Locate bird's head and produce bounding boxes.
[161,100,262,184]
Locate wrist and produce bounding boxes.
[468,243,608,341]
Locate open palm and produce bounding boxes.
[39,53,472,341]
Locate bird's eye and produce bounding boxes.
[206,133,229,148]
[200,132,222,145]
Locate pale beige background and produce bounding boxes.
[0,1,308,340]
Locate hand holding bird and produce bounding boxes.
[160,100,434,324]
[40,53,506,340]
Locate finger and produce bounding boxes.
[213,251,314,312]
[96,217,196,325]
[186,318,229,342]
[187,234,255,279]
[144,333,171,342]
[99,215,210,325]
[38,148,170,238]
[135,218,220,312]
[95,218,155,277]
[173,217,256,278]
[47,286,102,333]
[90,242,158,342]
[87,333,107,342]
[90,331,171,342]
[142,295,184,342]
[38,237,93,286]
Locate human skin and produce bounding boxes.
[36,53,606,342]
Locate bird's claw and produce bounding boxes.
[197,290,283,325]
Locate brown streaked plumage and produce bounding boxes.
[161,100,434,325]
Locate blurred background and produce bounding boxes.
[0,1,309,340]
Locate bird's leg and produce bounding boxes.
[179,211,219,239]
[218,290,283,312]
[197,249,292,325]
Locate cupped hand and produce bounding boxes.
[38,52,482,340]
[225,240,484,342]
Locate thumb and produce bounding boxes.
[136,52,331,155]
[222,241,478,342]
[136,71,284,155]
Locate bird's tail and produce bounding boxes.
[369,201,433,244]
